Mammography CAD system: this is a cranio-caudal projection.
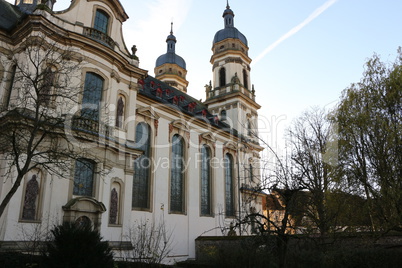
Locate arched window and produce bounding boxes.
[201,145,212,215]
[170,134,185,213]
[73,158,95,197]
[220,110,227,121]
[219,67,226,87]
[243,69,248,89]
[115,96,125,128]
[94,9,109,34]
[224,153,235,217]
[82,72,103,121]
[39,65,56,105]
[3,65,16,109]
[132,123,151,209]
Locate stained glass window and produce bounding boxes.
[73,159,95,197]
[82,72,103,121]
[132,123,151,209]
[201,145,212,215]
[170,134,184,213]
[224,153,235,217]
[39,66,55,105]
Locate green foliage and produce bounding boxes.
[333,48,402,232]
[45,223,114,268]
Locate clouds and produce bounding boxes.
[252,0,338,66]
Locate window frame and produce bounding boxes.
[73,158,96,197]
[82,72,104,121]
[132,122,152,210]
[170,134,186,214]
[200,145,212,216]
[224,153,235,217]
[93,8,110,35]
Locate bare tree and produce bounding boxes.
[0,34,84,218]
[287,107,340,236]
[124,218,173,265]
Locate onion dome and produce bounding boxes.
[213,1,248,46]
[155,22,186,69]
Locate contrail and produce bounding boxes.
[252,0,338,66]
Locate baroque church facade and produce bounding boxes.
[0,0,263,262]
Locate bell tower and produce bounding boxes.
[204,2,260,139]
[154,23,189,93]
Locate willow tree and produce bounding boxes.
[333,49,402,232]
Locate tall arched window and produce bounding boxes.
[201,145,212,215]
[243,69,248,89]
[73,158,95,197]
[170,134,185,213]
[82,72,103,121]
[3,65,16,109]
[219,67,226,87]
[94,9,109,34]
[224,153,235,217]
[133,123,151,209]
[39,66,56,105]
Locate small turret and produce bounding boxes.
[154,23,189,93]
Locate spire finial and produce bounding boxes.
[170,22,173,35]
[226,0,230,9]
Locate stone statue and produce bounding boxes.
[131,45,138,60]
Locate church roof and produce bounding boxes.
[0,0,24,32]
[213,27,248,46]
[138,76,236,133]
[155,52,186,69]
[212,2,248,46]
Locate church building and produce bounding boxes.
[0,0,263,263]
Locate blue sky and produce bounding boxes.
[7,0,402,153]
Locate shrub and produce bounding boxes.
[45,223,114,268]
